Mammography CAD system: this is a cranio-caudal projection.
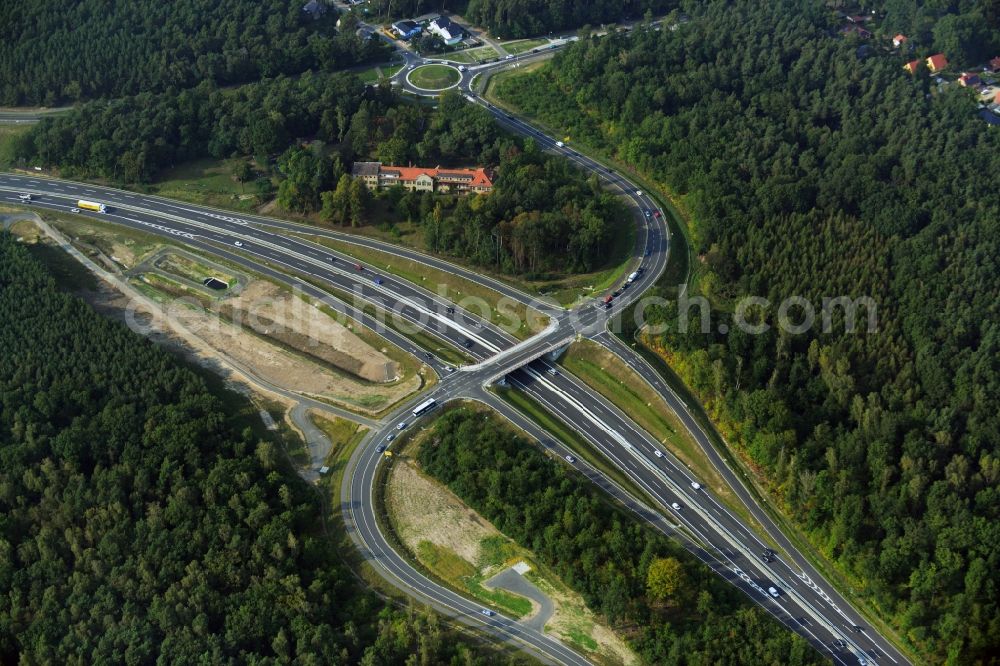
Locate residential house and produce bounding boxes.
[903,59,921,74]
[990,56,1000,72]
[926,53,948,73]
[302,0,328,20]
[841,24,872,39]
[356,26,375,41]
[428,16,465,46]
[392,20,421,40]
[958,72,983,87]
[351,162,494,194]
[892,34,907,48]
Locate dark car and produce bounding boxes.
[446,306,455,315]
[463,338,474,349]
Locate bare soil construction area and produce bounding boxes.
[135,279,422,415]
[217,281,399,384]
[36,215,425,416]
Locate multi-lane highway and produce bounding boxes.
[0,26,909,666]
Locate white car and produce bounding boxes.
[768,586,780,598]
[555,140,564,147]
[564,454,575,463]
[396,422,407,430]
[653,449,663,458]
[480,609,495,617]
[233,240,243,247]
[70,207,80,213]
[505,54,514,60]
[635,190,642,196]
[671,502,681,510]
[691,481,701,490]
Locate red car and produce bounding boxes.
[653,211,661,218]
[355,263,363,271]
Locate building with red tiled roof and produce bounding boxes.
[926,53,949,73]
[351,162,493,194]
[903,59,921,74]
[990,56,1000,72]
[892,34,907,47]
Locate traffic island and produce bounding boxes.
[406,64,462,91]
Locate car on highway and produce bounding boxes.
[234,240,243,247]
[374,277,384,285]
[396,422,407,430]
[644,248,651,256]
[691,481,701,490]
[425,352,433,360]
[458,65,467,72]
[564,454,575,463]
[767,586,781,598]
[635,190,642,196]
[355,263,363,271]
[376,445,386,453]
[445,366,455,373]
[834,639,847,649]
[327,256,335,262]
[505,54,514,60]
[70,207,80,213]
[463,338,474,349]
[653,210,662,218]
[386,434,395,442]
[644,210,651,218]
[480,609,495,617]
[653,449,663,458]
[546,367,558,376]
[671,502,681,510]
[446,306,455,315]
[555,140,564,147]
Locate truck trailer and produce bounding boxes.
[76,200,107,213]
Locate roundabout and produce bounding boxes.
[405,63,462,91]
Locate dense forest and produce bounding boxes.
[464,0,676,38]
[871,0,1000,65]
[0,233,522,665]
[0,0,384,105]
[494,1,1000,661]
[14,80,622,277]
[419,408,822,665]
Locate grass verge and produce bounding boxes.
[292,232,549,339]
[501,38,548,55]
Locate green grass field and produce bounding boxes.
[407,64,461,90]
[501,38,548,54]
[138,158,267,212]
[357,62,404,83]
[0,124,30,168]
[445,46,499,64]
